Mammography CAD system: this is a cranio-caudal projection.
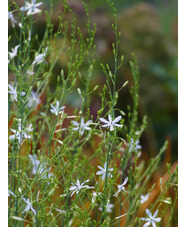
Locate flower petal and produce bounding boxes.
[113,115,122,123]
[99,118,109,124]
[145,209,152,218]
[153,209,158,218]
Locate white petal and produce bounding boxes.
[101,172,106,181]
[108,114,112,122]
[97,165,104,171]
[153,209,158,218]
[35,2,43,7]
[20,6,30,11]
[72,127,79,131]
[143,221,151,227]
[8,84,14,91]
[72,121,79,127]
[96,170,104,175]
[99,118,109,124]
[140,218,146,221]
[110,125,114,131]
[154,217,161,222]
[80,117,84,125]
[151,221,156,227]
[145,209,152,218]
[113,115,122,123]
[101,124,109,128]
[9,135,15,140]
[31,207,36,216]
[122,177,128,185]
[113,123,123,128]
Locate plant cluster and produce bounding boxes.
[8,0,177,226]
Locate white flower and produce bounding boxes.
[99,200,114,213]
[9,121,32,144]
[96,162,114,181]
[27,91,41,109]
[29,155,53,183]
[8,44,20,62]
[69,179,94,197]
[8,84,18,102]
[27,66,34,76]
[20,0,42,16]
[99,114,122,131]
[19,22,22,28]
[8,84,26,102]
[92,191,101,204]
[72,117,92,135]
[32,47,48,65]
[113,177,128,197]
[29,154,40,175]
[140,209,161,227]
[140,193,151,204]
[128,138,142,153]
[50,100,65,115]
[22,198,36,216]
[8,11,17,27]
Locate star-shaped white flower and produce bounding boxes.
[8,84,18,102]
[28,155,53,184]
[9,121,32,144]
[8,45,20,63]
[99,200,114,213]
[8,84,26,102]
[8,11,17,27]
[96,162,114,181]
[20,0,42,16]
[99,114,122,131]
[32,47,48,65]
[69,179,94,197]
[140,193,151,204]
[92,191,101,204]
[128,138,142,153]
[22,198,36,216]
[27,91,41,109]
[29,154,40,175]
[140,209,161,227]
[113,177,128,197]
[50,100,65,115]
[72,117,92,135]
